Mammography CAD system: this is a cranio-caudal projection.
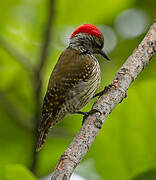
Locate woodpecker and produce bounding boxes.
[36,24,110,151]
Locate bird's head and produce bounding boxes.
[70,24,110,61]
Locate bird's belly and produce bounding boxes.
[65,62,101,113]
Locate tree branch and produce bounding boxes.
[31,0,55,173]
[51,20,156,180]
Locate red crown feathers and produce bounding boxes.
[71,24,102,39]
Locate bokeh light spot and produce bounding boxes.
[115,8,149,39]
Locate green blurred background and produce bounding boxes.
[0,0,156,179]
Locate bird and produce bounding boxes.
[36,24,110,151]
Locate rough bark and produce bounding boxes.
[51,20,156,180]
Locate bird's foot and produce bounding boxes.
[75,109,101,125]
[93,84,113,98]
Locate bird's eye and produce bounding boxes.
[96,43,103,49]
[94,37,103,49]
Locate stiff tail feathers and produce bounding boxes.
[36,129,49,152]
[36,116,51,152]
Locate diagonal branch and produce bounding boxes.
[51,20,156,180]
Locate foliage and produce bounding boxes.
[0,164,37,180]
[0,0,156,179]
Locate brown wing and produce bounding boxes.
[43,48,95,123]
[36,48,95,151]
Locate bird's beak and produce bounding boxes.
[99,50,110,61]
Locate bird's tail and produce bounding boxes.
[36,117,51,152]
[36,128,49,152]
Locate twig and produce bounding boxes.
[51,20,156,180]
[37,0,54,72]
[30,0,55,173]
[0,36,33,71]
